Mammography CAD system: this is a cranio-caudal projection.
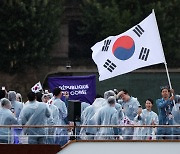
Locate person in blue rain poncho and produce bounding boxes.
[134,98,158,140]
[156,86,176,140]
[80,97,106,140]
[0,98,18,143]
[104,90,124,136]
[95,96,119,140]
[81,102,90,114]
[52,87,68,146]
[104,90,124,123]
[8,91,23,118]
[18,91,51,144]
[43,93,60,144]
[117,89,140,140]
[8,91,24,144]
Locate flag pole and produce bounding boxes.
[164,62,176,110]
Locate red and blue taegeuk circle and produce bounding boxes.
[112,36,135,60]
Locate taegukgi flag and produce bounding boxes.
[31,81,43,93]
[91,10,166,81]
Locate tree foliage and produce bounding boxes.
[79,0,180,66]
[0,0,63,73]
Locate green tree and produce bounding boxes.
[0,0,63,73]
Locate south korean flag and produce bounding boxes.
[91,10,166,81]
[31,81,43,93]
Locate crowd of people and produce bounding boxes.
[81,88,180,140]
[0,86,179,146]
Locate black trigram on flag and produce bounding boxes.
[139,47,150,61]
[133,25,144,37]
[103,59,116,72]
[102,39,111,51]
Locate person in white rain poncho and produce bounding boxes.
[18,92,51,144]
[95,96,119,140]
[81,102,90,114]
[8,91,23,118]
[52,88,68,146]
[0,98,18,143]
[42,93,59,144]
[80,90,123,140]
[104,90,124,136]
[8,91,24,144]
[134,98,158,140]
[104,90,124,122]
[80,96,106,140]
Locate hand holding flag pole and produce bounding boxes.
[164,62,177,110]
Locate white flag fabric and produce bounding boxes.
[31,81,42,93]
[91,10,166,81]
